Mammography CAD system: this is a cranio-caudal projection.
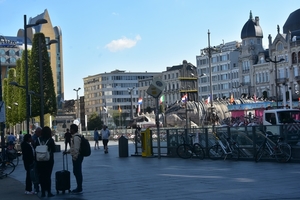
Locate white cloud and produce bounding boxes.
[105,35,141,52]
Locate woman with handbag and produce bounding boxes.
[35,126,56,198]
[21,134,35,194]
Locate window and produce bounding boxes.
[277,42,284,51]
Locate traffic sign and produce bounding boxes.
[146,77,166,98]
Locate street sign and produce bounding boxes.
[146,77,166,98]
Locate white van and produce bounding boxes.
[263,109,300,144]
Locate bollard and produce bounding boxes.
[118,135,128,157]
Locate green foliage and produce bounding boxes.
[6,69,18,126]
[87,112,103,130]
[29,33,57,120]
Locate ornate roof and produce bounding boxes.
[241,11,263,39]
[283,8,300,34]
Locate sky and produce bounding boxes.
[0,0,299,100]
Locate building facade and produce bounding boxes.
[83,70,160,127]
[196,41,240,100]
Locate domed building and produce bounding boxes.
[238,11,267,99]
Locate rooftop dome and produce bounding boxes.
[241,11,263,39]
[283,8,300,34]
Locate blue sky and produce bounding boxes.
[0,0,299,100]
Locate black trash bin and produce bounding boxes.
[118,135,129,157]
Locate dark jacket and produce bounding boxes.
[21,142,35,170]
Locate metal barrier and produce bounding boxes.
[131,126,300,162]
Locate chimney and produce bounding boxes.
[255,16,259,26]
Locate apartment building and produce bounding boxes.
[196,41,240,100]
[83,70,160,127]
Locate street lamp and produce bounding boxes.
[201,30,223,126]
[38,37,57,127]
[24,15,48,134]
[266,56,284,108]
[73,87,81,127]
[128,87,135,120]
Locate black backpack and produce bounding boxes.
[76,135,91,157]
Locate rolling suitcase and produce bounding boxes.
[55,154,71,194]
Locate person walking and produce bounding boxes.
[64,124,84,194]
[94,128,100,150]
[64,129,72,151]
[21,134,35,195]
[36,126,56,198]
[100,125,110,154]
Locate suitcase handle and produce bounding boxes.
[63,153,68,170]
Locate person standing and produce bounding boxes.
[32,127,42,147]
[31,127,42,193]
[21,134,35,195]
[64,128,72,151]
[100,125,110,154]
[18,131,24,144]
[94,128,100,150]
[64,124,84,194]
[36,126,56,198]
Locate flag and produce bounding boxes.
[118,105,122,113]
[181,94,188,103]
[254,93,257,102]
[205,95,210,104]
[160,95,165,104]
[138,98,143,104]
[103,107,107,113]
[230,94,234,104]
[138,104,141,113]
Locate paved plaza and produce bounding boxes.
[1,140,300,200]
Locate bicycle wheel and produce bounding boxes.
[177,144,193,159]
[193,143,205,159]
[255,144,267,162]
[0,161,15,175]
[228,143,240,161]
[275,143,291,163]
[208,145,224,160]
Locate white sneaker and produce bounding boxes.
[25,191,34,195]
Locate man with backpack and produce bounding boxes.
[64,124,84,194]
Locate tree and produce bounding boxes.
[29,33,57,120]
[3,69,19,127]
[87,112,103,130]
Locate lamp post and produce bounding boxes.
[38,37,57,127]
[128,87,135,120]
[73,87,81,122]
[200,30,223,127]
[266,56,284,108]
[24,15,47,134]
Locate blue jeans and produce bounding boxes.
[72,154,83,190]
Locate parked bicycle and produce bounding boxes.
[208,132,240,160]
[0,151,16,178]
[255,131,291,163]
[176,133,205,159]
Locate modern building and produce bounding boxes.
[17,9,64,108]
[83,70,160,127]
[0,35,24,78]
[196,41,240,100]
